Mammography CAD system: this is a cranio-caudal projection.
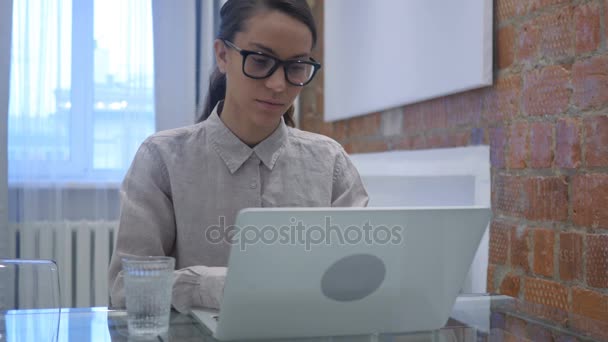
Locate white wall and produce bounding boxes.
[152,0,197,131]
[324,0,493,121]
[350,146,491,293]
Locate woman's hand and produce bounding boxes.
[172,266,227,313]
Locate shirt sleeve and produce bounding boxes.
[331,148,369,207]
[108,140,225,312]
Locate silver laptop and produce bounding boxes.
[192,206,491,341]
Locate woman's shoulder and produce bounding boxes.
[141,122,206,151]
[286,126,346,155]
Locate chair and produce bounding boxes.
[0,259,61,342]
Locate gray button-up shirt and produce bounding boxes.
[108,105,369,311]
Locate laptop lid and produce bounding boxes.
[213,207,491,340]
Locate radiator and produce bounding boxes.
[8,221,118,308]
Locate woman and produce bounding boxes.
[108,0,368,313]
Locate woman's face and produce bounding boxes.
[215,10,314,129]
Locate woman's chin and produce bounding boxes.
[252,106,286,127]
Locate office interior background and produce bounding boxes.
[0,0,607,334]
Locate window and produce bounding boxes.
[8,0,155,184]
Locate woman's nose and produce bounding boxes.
[264,66,287,92]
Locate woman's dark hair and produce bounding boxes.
[198,0,317,127]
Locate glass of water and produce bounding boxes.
[122,256,175,338]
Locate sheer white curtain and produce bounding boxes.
[7,0,155,308]
[5,0,218,309]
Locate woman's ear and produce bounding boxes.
[214,39,228,74]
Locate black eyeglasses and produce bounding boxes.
[223,40,321,86]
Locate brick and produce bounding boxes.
[507,122,529,169]
[445,90,483,127]
[586,234,608,288]
[425,131,469,149]
[505,315,528,339]
[537,6,575,59]
[494,174,527,217]
[571,290,608,342]
[529,122,554,168]
[511,226,531,272]
[332,120,349,142]
[559,232,583,281]
[517,20,541,63]
[555,118,581,169]
[394,135,426,150]
[484,75,522,123]
[421,99,448,131]
[527,176,569,222]
[529,0,571,13]
[343,139,388,154]
[300,92,316,117]
[533,228,555,277]
[494,175,568,221]
[523,65,571,116]
[584,116,608,167]
[572,287,608,323]
[524,277,568,311]
[490,127,507,168]
[487,264,496,293]
[497,0,529,22]
[402,105,424,134]
[572,287,608,322]
[513,295,571,326]
[318,122,335,139]
[498,25,516,69]
[606,0,608,47]
[573,55,608,110]
[574,2,601,54]
[572,174,608,228]
[348,113,381,138]
[499,272,521,297]
[469,127,484,146]
[491,312,507,331]
[490,219,513,265]
[299,115,318,133]
[487,264,497,293]
[526,323,556,342]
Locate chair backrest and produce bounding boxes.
[0,259,61,342]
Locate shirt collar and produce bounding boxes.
[206,102,288,174]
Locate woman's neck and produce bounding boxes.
[219,100,280,147]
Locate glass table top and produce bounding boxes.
[1,294,607,342]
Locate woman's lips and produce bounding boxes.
[255,99,284,111]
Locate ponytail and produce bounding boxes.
[197,66,297,127]
[198,67,227,123]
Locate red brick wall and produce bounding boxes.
[300,0,608,323]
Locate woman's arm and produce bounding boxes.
[331,148,369,207]
[108,140,225,312]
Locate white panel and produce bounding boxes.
[93,224,110,306]
[75,226,92,307]
[20,225,37,259]
[55,226,73,308]
[38,228,53,260]
[324,0,493,121]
